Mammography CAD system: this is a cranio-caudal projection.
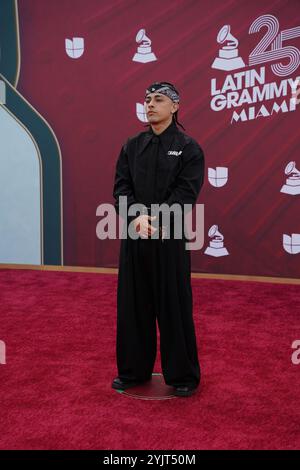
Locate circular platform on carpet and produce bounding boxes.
[114,373,177,400]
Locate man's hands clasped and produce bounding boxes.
[133,215,167,240]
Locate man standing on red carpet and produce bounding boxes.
[112,81,205,397]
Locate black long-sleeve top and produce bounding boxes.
[113,120,205,230]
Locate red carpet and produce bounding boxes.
[0,268,299,450]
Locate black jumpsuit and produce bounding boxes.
[113,120,205,388]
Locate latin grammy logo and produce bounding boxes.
[211,24,245,71]
[204,224,229,257]
[280,161,300,195]
[132,28,157,63]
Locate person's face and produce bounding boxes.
[144,92,179,124]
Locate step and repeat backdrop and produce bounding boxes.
[0,0,300,278]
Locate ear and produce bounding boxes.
[172,102,179,114]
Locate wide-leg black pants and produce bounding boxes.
[116,227,201,388]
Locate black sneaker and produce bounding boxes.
[174,385,198,397]
[112,376,151,391]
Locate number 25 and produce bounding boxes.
[249,14,300,77]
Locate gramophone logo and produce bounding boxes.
[136,102,148,122]
[208,167,228,187]
[65,37,84,59]
[204,224,229,257]
[280,161,300,195]
[283,234,300,254]
[211,25,245,71]
[132,28,157,63]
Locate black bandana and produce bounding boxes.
[145,81,180,103]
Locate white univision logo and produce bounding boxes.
[283,234,300,254]
[65,37,84,59]
[208,167,228,187]
[136,103,148,122]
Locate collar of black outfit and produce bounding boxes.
[149,120,178,144]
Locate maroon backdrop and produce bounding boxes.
[17,0,300,278]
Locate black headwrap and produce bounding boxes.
[145,81,180,103]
